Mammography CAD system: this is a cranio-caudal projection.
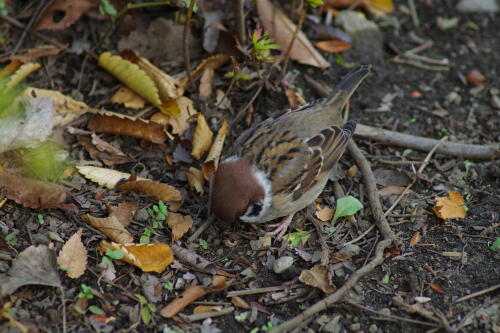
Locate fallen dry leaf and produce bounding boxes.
[160,285,207,318]
[78,135,132,166]
[315,205,334,222]
[202,119,228,179]
[257,0,329,69]
[364,0,395,15]
[99,241,173,273]
[378,186,408,196]
[120,50,184,106]
[199,67,214,100]
[57,229,88,278]
[76,166,141,189]
[285,87,306,106]
[0,173,67,209]
[107,202,139,227]
[166,212,193,241]
[161,97,197,136]
[409,231,421,247]
[24,87,94,127]
[0,45,63,63]
[231,296,250,309]
[299,265,336,294]
[118,176,182,204]
[36,0,97,30]
[111,86,146,109]
[191,113,213,160]
[193,305,223,314]
[0,245,61,296]
[432,191,467,221]
[466,70,486,87]
[346,165,358,178]
[314,40,352,53]
[5,63,41,91]
[186,167,205,194]
[83,215,133,244]
[170,244,216,274]
[88,113,168,144]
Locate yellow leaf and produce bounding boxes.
[191,113,213,160]
[186,167,205,194]
[5,62,41,90]
[193,305,223,314]
[166,212,193,241]
[161,97,197,136]
[432,191,467,221]
[111,86,146,109]
[57,229,87,278]
[202,119,228,179]
[98,52,162,110]
[365,0,394,15]
[99,242,174,273]
[315,204,334,222]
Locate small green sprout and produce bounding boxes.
[99,0,117,16]
[77,284,94,299]
[101,248,124,265]
[251,30,279,62]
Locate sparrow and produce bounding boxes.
[210,65,370,238]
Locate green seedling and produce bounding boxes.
[251,30,279,62]
[134,294,157,325]
[199,239,208,250]
[332,196,363,223]
[37,214,45,225]
[77,284,94,299]
[147,200,168,228]
[4,230,18,245]
[101,248,124,266]
[284,229,311,248]
[99,0,117,16]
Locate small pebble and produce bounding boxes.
[369,324,378,333]
[272,256,293,274]
[250,236,271,251]
[339,244,361,258]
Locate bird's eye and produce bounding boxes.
[245,202,263,217]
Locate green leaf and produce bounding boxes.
[88,306,105,315]
[99,0,117,16]
[140,235,150,244]
[105,249,124,259]
[73,305,86,315]
[381,274,390,284]
[141,307,151,324]
[37,214,45,225]
[490,238,500,252]
[101,256,112,266]
[164,282,174,291]
[147,303,157,312]
[402,149,413,158]
[284,229,311,248]
[333,196,363,222]
[199,239,208,250]
[134,294,147,305]
[305,0,324,7]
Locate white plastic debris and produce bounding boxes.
[0,97,54,153]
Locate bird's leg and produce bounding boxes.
[265,214,295,240]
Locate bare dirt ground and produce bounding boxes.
[0,1,499,333]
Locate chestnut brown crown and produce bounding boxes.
[210,158,265,223]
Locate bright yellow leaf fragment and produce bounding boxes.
[432,191,467,221]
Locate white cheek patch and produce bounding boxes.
[239,168,272,223]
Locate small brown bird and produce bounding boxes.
[211,66,370,238]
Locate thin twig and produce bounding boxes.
[269,239,392,333]
[391,57,449,71]
[59,286,67,333]
[455,284,500,303]
[348,141,401,247]
[279,1,306,80]
[0,14,66,49]
[355,123,499,160]
[306,212,329,266]
[229,83,264,129]
[408,0,420,32]
[226,286,287,297]
[234,0,246,45]
[187,215,215,244]
[183,0,197,90]
[348,302,438,327]
[383,139,444,217]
